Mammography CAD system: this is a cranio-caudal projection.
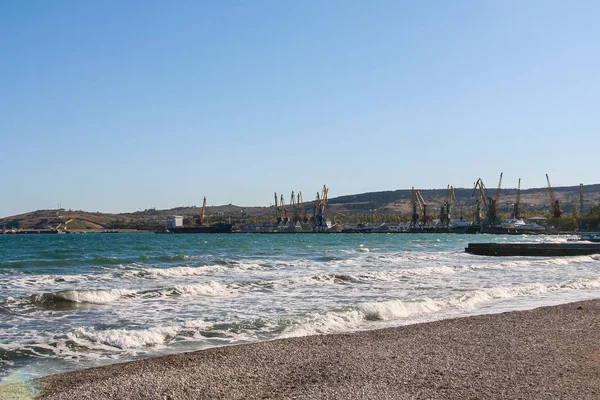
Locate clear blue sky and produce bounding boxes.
[1,1,599,217]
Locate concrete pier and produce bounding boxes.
[465,242,600,256]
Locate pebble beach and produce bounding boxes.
[3,298,595,399]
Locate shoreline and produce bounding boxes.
[7,298,596,399]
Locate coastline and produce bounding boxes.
[14,299,598,399]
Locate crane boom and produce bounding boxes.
[314,185,329,231]
[410,187,419,228]
[473,178,499,225]
[494,172,503,210]
[280,194,287,222]
[514,178,521,219]
[440,185,456,226]
[198,196,207,225]
[410,188,429,226]
[298,191,306,222]
[546,174,563,218]
[579,183,584,230]
[290,191,301,222]
[579,183,584,216]
[472,178,489,213]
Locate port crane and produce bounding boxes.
[314,185,329,231]
[439,185,456,227]
[197,197,207,225]
[472,178,490,226]
[290,191,304,223]
[410,188,419,228]
[579,183,584,230]
[297,191,307,222]
[274,192,280,223]
[514,178,521,219]
[279,194,288,224]
[472,175,501,226]
[410,188,429,228]
[290,191,298,222]
[492,172,503,222]
[546,174,563,218]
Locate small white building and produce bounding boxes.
[171,216,184,229]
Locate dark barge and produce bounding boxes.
[465,242,600,257]
[167,223,233,234]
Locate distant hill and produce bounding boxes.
[327,184,600,216]
[2,184,599,230]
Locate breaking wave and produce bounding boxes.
[24,281,238,307]
[31,289,137,305]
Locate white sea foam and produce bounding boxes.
[560,277,600,290]
[74,325,180,349]
[280,299,442,338]
[6,274,99,289]
[280,277,600,339]
[311,266,456,283]
[169,281,234,297]
[182,319,212,329]
[279,310,366,338]
[140,266,214,277]
[125,262,267,279]
[448,284,549,309]
[402,252,448,261]
[356,298,441,321]
[396,265,455,277]
[71,317,215,350]
[448,277,600,310]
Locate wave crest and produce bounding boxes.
[31,289,136,305]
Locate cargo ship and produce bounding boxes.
[162,215,233,234]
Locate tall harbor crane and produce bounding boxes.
[279,194,288,224]
[290,190,304,223]
[472,178,490,226]
[410,188,419,228]
[546,174,563,218]
[472,175,501,226]
[314,185,329,231]
[290,191,298,222]
[274,192,280,223]
[313,192,320,221]
[449,185,456,220]
[410,188,429,227]
[514,178,521,219]
[492,172,503,221]
[579,183,584,230]
[297,191,307,222]
[197,197,207,225]
[439,185,456,227]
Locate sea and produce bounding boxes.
[1,232,599,384]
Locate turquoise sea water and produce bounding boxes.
[1,232,599,383]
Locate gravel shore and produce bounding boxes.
[16,299,600,399]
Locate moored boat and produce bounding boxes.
[168,223,233,234]
[159,215,233,234]
[580,233,600,242]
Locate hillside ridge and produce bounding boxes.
[2,184,599,230]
